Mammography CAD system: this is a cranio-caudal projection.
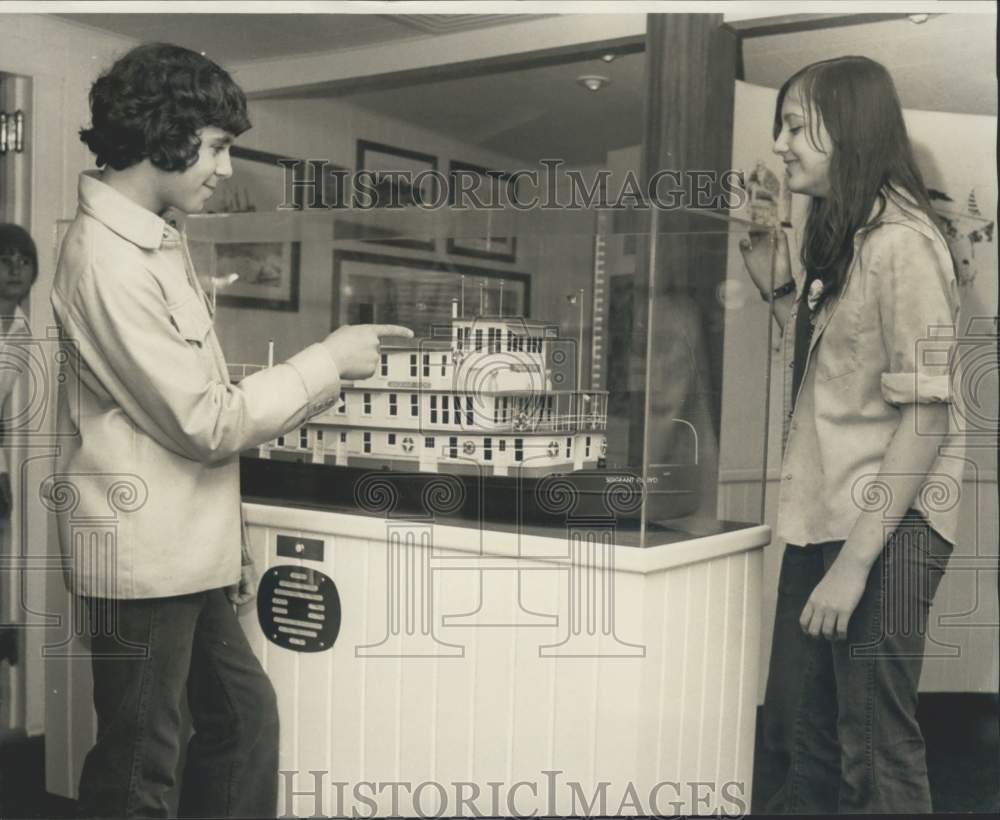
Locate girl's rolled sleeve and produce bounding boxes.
[877,225,959,406]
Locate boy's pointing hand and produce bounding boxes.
[322,324,414,381]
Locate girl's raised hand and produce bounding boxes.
[739,227,792,297]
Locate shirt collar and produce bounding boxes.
[78,170,181,251]
[850,187,940,253]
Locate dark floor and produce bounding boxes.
[1,694,997,817]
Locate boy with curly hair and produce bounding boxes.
[53,43,409,817]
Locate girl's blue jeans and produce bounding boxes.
[758,509,953,814]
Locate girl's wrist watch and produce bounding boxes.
[761,279,796,302]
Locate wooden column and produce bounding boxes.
[627,14,738,490]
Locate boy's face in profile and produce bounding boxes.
[155,126,235,216]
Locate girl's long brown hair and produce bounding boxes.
[773,56,940,296]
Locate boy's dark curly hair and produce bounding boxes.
[80,43,251,172]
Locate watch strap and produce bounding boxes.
[761,279,796,302]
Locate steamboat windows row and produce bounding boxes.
[451,326,543,355]
[371,351,457,379]
[505,332,543,354]
[428,394,476,426]
[275,427,600,465]
[492,396,555,425]
[328,390,605,431]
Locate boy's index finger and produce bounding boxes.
[369,325,415,339]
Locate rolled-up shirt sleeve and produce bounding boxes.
[876,225,959,406]
[57,248,340,464]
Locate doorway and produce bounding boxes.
[0,69,33,738]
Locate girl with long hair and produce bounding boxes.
[740,56,964,813]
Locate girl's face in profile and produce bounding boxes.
[774,84,833,198]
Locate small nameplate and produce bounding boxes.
[277,534,325,561]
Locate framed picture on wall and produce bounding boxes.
[333,250,529,336]
[355,139,439,250]
[205,146,347,212]
[446,160,519,262]
[189,239,301,312]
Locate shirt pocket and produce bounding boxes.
[168,296,212,348]
[815,291,863,382]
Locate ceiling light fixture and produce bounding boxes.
[577,75,611,93]
[907,13,930,23]
[600,53,616,63]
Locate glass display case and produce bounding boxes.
[179,195,777,547]
[51,198,776,814]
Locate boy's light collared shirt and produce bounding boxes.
[778,191,965,547]
[51,171,341,598]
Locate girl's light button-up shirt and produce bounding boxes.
[778,191,965,547]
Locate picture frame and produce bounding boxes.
[189,239,301,312]
[446,160,518,262]
[355,139,439,250]
[332,250,530,336]
[205,146,348,213]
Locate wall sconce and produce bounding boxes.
[577,75,611,93]
[0,110,26,155]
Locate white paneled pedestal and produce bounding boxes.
[46,504,768,817]
[244,506,767,818]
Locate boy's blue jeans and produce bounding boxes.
[77,588,279,818]
[758,509,953,814]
